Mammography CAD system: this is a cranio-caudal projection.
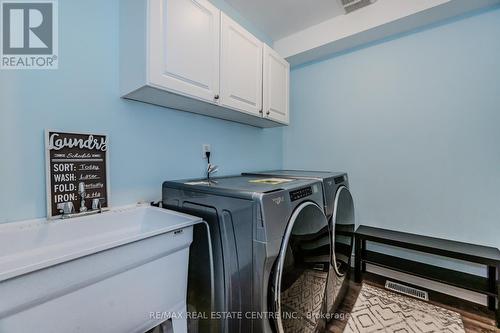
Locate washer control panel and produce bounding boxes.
[334,175,346,184]
[290,186,313,202]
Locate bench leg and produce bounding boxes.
[354,236,362,283]
[496,264,499,328]
[497,297,500,329]
[488,266,496,310]
[361,240,367,272]
[488,266,497,311]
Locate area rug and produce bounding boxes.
[343,284,465,333]
[281,269,328,333]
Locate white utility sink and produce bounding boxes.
[0,205,203,333]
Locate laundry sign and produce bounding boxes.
[45,130,109,218]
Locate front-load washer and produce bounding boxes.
[242,171,355,316]
[162,175,331,333]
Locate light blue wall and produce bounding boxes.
[283,6,500,262]
[209,0,272,46]
[0,0,281,223]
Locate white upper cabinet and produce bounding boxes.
[148,0,220,103]
[120,0,289,128]
[220,13,263,117]
[263,44,290,124]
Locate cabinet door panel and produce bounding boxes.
[220,13,263,116]
[263,45,289,124]
[149,0,220,103]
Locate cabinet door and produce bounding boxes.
[220,13,263,116]
[148,0,220,103]
[263,45,290,124]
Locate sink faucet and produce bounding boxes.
[206,163,218,185]
[78,182,87,213]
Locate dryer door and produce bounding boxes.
[271,201,330,333]
[332,186,355,276]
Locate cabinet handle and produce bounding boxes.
[214,94,219,100]
[266,110,270,115]
[259,109,263,114]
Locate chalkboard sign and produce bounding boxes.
[45,130,109,218]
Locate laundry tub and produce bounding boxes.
[0,205,205,333]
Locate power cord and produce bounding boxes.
[206,151,211,181]
[206,151,211,165]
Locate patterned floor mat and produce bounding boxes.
[326,270,346,313]
[281,270,328,333]
[344,284,465,333]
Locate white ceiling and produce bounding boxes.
[223,0,346,40]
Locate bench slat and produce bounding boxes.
[363,250,496,296]
[356,225,500,265]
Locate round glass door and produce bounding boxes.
[331,186,355,276]
[271,201,330,333]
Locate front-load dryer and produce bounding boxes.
[162,175,331,333]
[242,170,355,317]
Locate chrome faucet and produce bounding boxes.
[78,182,87,213]
[206,163,218,185]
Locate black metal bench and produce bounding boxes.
[354,225,500,327]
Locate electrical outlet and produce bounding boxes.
[202,144,211,158]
